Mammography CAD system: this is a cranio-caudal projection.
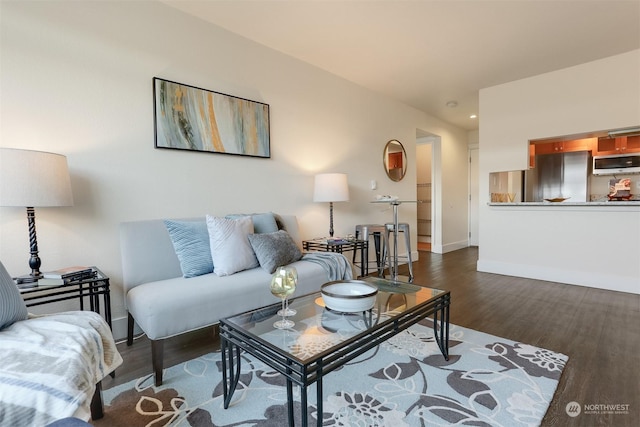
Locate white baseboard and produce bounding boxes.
[431,240,468,254]
[443,240,469,253]
[477,259,639,295]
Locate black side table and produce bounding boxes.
[18,266,112,329]
[302,239,368,277]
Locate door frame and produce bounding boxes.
[468,144,479,246]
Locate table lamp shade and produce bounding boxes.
[313,173,349,237]
[313,173,349,203]
[0,148,73,285]
[0,148,73,207]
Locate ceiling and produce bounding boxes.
[162,0,640,131]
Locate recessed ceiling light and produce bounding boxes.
[470,114,477,119]
[446,101,458,108]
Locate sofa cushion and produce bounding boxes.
[0,261,28,330]
[248,230,303,274]
[206,215,259,276]
[125,258,329,340]
[225,212,279,234]
[164,220,213,278]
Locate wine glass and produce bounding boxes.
[270,266,297,329]
[278,267,297,317]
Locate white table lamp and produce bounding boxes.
[313,173,349,237]
[0,148,73,284]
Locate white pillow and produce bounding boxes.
[206,215,259,276]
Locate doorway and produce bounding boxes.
[416,136,435,251]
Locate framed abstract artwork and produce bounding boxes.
[153,77,270,158]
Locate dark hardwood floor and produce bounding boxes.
[101,247,640,426]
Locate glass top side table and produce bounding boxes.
[302,238,368,277]
[18,266,112,328]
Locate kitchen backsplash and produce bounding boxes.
[590,174,638,201]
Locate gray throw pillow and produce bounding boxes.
[164,219,214,278]
[248,230,303,274]
[0,261,28,330]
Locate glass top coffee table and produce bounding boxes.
[219,276,450,427]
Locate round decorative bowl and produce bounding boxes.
[320,280,378,313]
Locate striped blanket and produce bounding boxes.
[0,311,122,426]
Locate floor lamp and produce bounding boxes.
[313,173,349,237]
[0,148,73,285]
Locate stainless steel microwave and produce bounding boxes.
[593,153,640,175]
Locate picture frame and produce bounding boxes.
[153,77,270,158]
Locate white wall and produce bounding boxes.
[0,0,469,339]
[478,50,640,294]
[416,141,432,185]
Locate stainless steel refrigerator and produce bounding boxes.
[525,151,591,202]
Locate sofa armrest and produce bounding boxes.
[276,214,302,250]
[120,218,187,293]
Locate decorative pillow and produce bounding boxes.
[206,215,259,276]
[248,230,303,274]
[0,261,28,330]
[164,220,213,278]
[251,213,279,234]
[225,212,279,234]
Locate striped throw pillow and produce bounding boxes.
[0,261,28,330]
[164,220,214,278]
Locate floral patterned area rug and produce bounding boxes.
[98,319,567,427]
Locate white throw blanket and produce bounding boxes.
[0,311,122,426]
[301,252,354,282]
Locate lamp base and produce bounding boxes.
[328,201,334,237]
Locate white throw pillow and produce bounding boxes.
[206,215,259,276]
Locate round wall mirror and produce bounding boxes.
[383,139,407,181]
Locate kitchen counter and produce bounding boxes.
[488,201,640,207]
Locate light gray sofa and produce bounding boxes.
[120,214,344,386]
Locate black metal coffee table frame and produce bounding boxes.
[220,287,450,427]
